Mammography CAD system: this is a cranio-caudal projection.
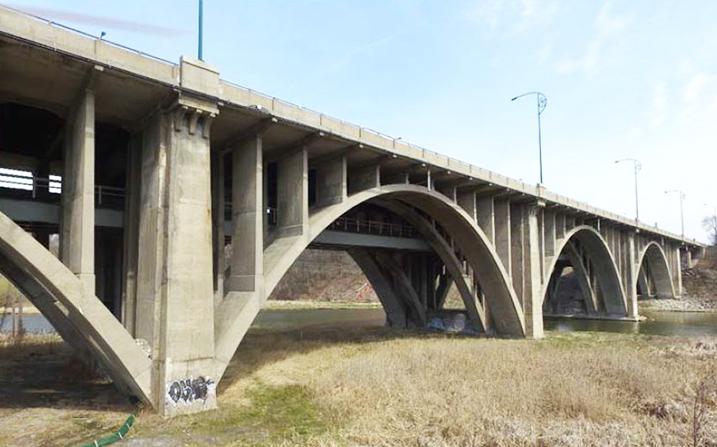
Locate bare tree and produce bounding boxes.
[703,215,717,246]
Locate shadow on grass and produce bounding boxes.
[0,336,134,413]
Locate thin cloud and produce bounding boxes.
[7,4,190,36]
[327,34,396,73]
[554,1,630,75]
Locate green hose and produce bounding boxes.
[78,413,136,447]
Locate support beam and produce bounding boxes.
[457,190,477,221]
[60,84,95,294]
[625,232,639,318]
[277,148,309,237]
[121,134,141,334]
[348,164,380,194]
[314,156,347,207]
[211,150,225,301]
[509,203,524,300]
[228,135,263,292]
[494,199,511,276]
[476,196,495,246]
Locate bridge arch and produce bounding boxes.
[542,225,627,316]
[636,241,675,299]
[0,213,153,403]
[261,184,524,336]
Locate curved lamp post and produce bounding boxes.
[511,92,547,185]
[615,158,642,224]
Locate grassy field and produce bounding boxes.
[1,316,716,447]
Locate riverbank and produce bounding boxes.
[1,309,716,446]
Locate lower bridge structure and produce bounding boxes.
[0,6,704,416]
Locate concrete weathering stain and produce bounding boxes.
[0,4,704,417]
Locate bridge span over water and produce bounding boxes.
[0,6,704,415]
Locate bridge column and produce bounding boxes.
[673,245,683,297]
[227,135,263,292]
[494,199,511,276]
[314,156,347,207]
[476,196,495,246]
[277,149,309,237]
[134,95,218,416]
[122,135,141,333]
[510,202,544,338]
[625,232,639,319]
[60,84,95,294]
[211,150,225,300]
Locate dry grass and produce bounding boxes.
[205,327,717,447]
[2,325,717,446]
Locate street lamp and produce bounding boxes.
[665,189,686,240]
[198,0,204,60]
[615,158,641,224]
[511,92,547,185]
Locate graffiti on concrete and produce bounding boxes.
[167,376,215,405]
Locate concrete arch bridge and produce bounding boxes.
[0,6,704,415]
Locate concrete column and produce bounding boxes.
[509,203,524,300]
[121,134,141,334]
[211,150,225,300]
[60,85,95,294]
[522,204,544,338]
[457,190,477,221]
[476,196,495,246]
[625,232,639,319]
[494,199,511,276]
[277,149,308,237]
[555,213,566,240]
[315,156,347,207]
[348,164,380,194]
[135,98,218,416]
[544,209,556,257]
[228,136,263,292]
[674,246,683,297]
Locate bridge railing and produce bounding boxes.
[0,171,125,208]
[328,217,418,239]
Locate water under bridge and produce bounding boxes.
[0,6,705,416]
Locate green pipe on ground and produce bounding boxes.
[78,413,136,447]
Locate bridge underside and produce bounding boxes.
[0,8,700,417]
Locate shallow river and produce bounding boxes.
[2,307,717,337]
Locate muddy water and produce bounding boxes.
[3,307,717,337]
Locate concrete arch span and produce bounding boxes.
[542,225,627,316]
[0,212,153,404]
[214,184,524,378]
[636,242,675,299]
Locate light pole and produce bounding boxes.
[665,189,686,240]
[511,92,547,185]
[615,158,641,224]
[198,0,204,61]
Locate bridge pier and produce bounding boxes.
[127,92,219,415]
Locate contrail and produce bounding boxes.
[5,3,190,36]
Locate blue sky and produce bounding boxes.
[8,0,717,242]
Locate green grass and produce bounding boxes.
[139,383,332,447]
